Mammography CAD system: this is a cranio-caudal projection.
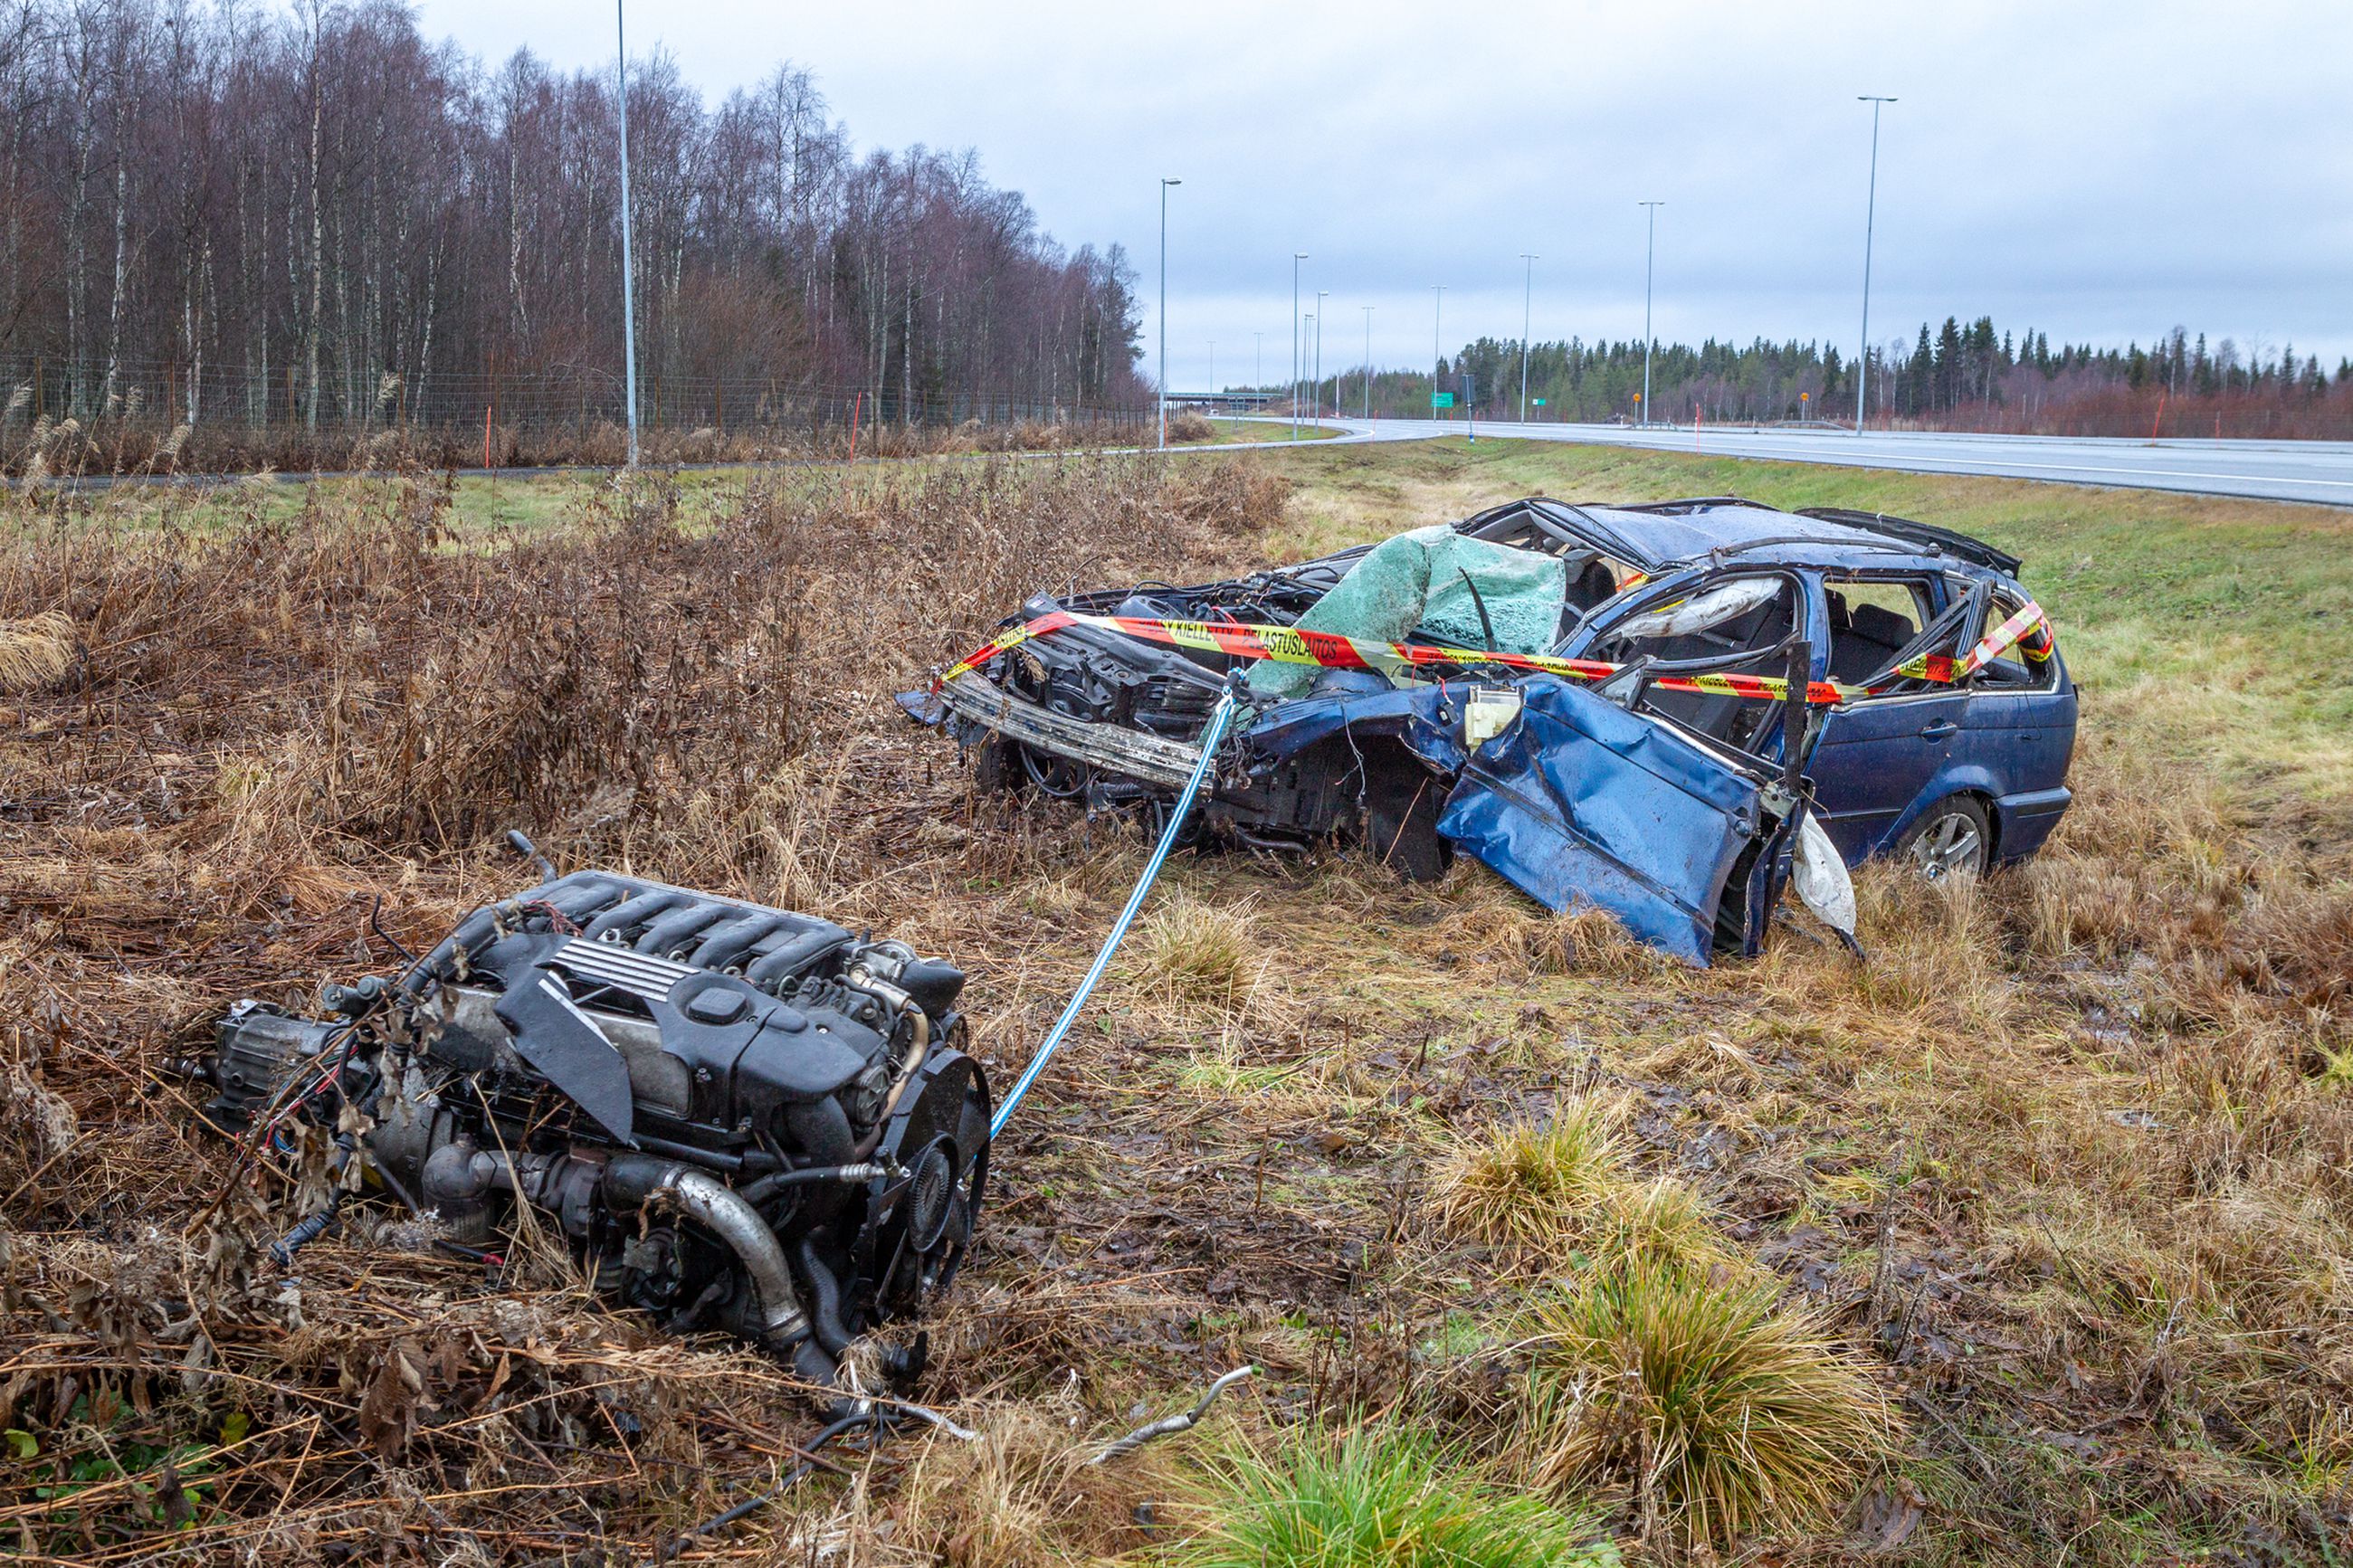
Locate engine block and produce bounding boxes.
[193,870,990,1402]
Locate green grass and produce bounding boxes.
[1175,1423,1618,1568]
[1192,416,1339,444]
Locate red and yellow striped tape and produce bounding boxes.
[939,600,2050,708]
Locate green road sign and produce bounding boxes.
[1430,392,1453,409]
[1532,397,1546,406]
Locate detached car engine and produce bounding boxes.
[189,870,990,1399]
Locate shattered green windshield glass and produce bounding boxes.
[1248,524,1568,697]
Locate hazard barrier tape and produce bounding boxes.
[1872,602,2054,687]
[939,600,2049,708]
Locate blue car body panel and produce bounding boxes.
[1434,679,1765,965]
[1807,692,1975,861]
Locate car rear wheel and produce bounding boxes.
[1897,796,1990,880]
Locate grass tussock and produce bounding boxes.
[1176,1424,1617,1568]
[1132,890,1264,1007]
[1433,1106,1736,1282]
[0,609,72,693]
[1516,1259,1896,1548]
[1434,1103,1628,1253]
[863,1403,1166,1565]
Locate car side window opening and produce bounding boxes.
[1588,574,1796,746]
[1969,588,2060,691]
[1824,575,1934,686]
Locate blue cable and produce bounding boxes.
[989,683,1242,1138]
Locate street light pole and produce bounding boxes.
[1158,177,1180,449]
[1291,252,1308,440]
[1361,304,1374,420]
[1638,202,1662,429]
[1315,290,1328,419]
[1303,313,1314,425]
[1519,252,1538,423]
[1431,284,1444,421]
[615,0,639,468]
[1855,97,1895,436]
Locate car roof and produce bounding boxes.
[1507,496,2019,578]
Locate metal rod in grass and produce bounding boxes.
[1088,1364,1255,1465]
[990,677,1242,1138]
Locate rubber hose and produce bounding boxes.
[795,1235,854,1357]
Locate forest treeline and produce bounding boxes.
[0,0,1148,461]
[1318,318,2352,439]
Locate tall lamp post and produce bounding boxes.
[1431,284,1445,421]
[1302,313,1314,426]
[1361,304,1374,419]
[1855,97,1895,435]
[1314,290,1329,419]
[1291,252,1308,440]
[1638,202,1663,428]
[615,0,639,468]
[1157,177,1181,449]
[1518,252,1538,422]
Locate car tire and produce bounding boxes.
[1896,795,1991,881]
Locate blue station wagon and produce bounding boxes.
[903,496,2076,962]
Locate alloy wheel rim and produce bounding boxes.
[1912,812,1983,879]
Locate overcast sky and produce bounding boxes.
[415,0,2351,389]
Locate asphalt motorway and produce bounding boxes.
[1273,415,2353,508]
[23,416,2353,507]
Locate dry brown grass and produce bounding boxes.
[2,410,1170,479]
[1131,891,1264,1008]
[0,453,1299,1561]
[0,610,72,694]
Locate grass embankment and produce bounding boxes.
[0,442,2343,1563]
[1187,416,1341,444]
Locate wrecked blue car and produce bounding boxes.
[899,497,2073,963]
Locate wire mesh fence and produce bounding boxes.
[0,356,1157,477]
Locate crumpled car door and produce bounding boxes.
[1435,676,1782,965]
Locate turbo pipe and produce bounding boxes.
[601,1155,812,1349]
